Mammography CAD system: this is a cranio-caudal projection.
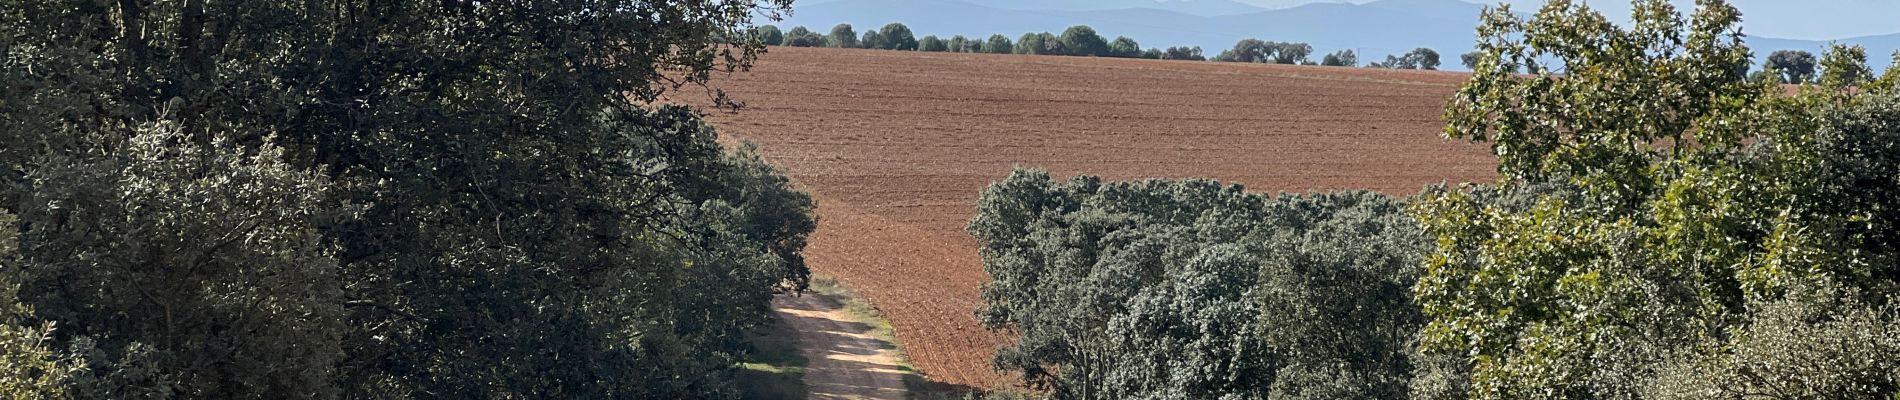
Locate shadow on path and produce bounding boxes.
[773,293,910,400]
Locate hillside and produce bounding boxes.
[680,46,1498,388]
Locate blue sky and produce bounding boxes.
[1243,0,1899,40]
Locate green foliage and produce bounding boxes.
[921,36,948,52]
[1212,39,1313,64]
[14,120,346,398]
[1322,50,1358,67]
[1421,0,1900,398]
[862,30,887,50]
[1877,52,1900,91]
[1108,36,1141,58]
[944,36,966,53]
[1015,32,1066,55]
[787,26,826,47]
[1368,48,1440,70]
[1059,26,1109,57]
[984,35,1015,54]
[756,25,785,46]
[1163,46,1206,61]
[879,23,919,51]
[1647,283,1900,399]
[1767,49,1818,83]
[1460,51,1483,70]
[1819,44,1874,87]
[971,169,1430,399]
[0,211,84,400]
[1,0,816,398]
[829,23,860,48]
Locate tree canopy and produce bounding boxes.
[1427,0,1900,397]
[0,0,816,397]
[1766,49,1817,83]
[828,23,859,48]
[1059,25,1110,57]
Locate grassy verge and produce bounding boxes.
[808,275,1009,400]
[736,311,808,400]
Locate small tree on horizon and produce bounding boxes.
[1322,49,1358,66]
[756,25,784,46]
[827,23,858,48]
[1109,36,1142,58]
[1766,49,1818,83]
[920,35,947,52]
[1060,25,1109,57]
[878,23,919,50]
[984,34,1015,54]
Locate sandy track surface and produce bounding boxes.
[773,294,909,400]
[685,47,1498,388]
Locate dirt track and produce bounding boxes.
[687,47,1498,389]
[773,294,909,400]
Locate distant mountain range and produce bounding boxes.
[765,0,1899,71]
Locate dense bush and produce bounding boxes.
[1059,26,1109,57]
[971,171,1431,399]
[921,35,949,52]
[756,24,785,46]
[1212,39,1313,64]
[1367,48,1440,69]
[1421,0,1900,398]
[0,1,815,398]
[878,23,919,51]
[1163,46,1207,61]
[861,29,887,50]
[1108,36,1141,58]
[786,26,826,47]
[984,34,1016,54]
[1321,49,1358,66]
[828,23,859,48]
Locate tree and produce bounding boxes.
[827,23,858,48]
[860,30,885,50]
[1460,50,1483,70]
[1766,49,1817,83]
[1017,32,1066,55]
[1,0,815,397]
[1367,48,1440,70]
[920,35,948,52]
[878,23,918,50]
[948,35,971,53]
[1271,42,1313,64]
[756,24,785,46]
[0,211,84,398]
[1215,38,1272,62]
[1322,49,1358,67]
[1407,47,1441,70]
[972,170,1432,399]
[983,34,1015,54]
[1109,36,1142,58]
[1421,0,1900,397]
[786,26,826,47]
[1060,25,1109,57]
[1140,48,1164,59]
[1819,43,1873,87]
[1164,46,1206,61]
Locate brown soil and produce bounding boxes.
[685,47,1498,389]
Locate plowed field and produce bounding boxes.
[687,46,1497,389]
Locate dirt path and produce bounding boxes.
[772,294,910,400]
